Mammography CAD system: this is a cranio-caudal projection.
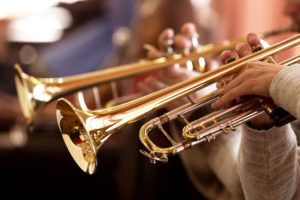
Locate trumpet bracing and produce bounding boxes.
[15,24,299,128]
[139,56,300,163]
[56,34,300,174]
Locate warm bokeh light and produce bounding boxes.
[0,0,78,15]
[0,0,80,17]
[7,7,72,43]
[0,0,76,43]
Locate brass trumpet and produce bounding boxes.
[15,24,298,128]
[56,34,300,174]
[139,55,300,163]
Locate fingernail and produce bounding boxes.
[221,50,232,58]
[248,34,258,44]
[216,82,224,89]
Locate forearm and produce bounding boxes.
[238,124,299,200]
[269,64,300,120]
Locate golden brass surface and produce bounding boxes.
[15,25,297,128]
[57,34,300,173]
[140,53,300,163]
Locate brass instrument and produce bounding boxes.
[15,24,298,128]
[139,55,300,163]
[56,34,300,174]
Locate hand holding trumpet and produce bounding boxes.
[138,23,215,110]
[212,33,286,130]
[212,33,285,109]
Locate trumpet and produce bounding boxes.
[56,34,300,174]
[139,56,300,163]
[15,24,298,129]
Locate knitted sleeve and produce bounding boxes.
[238,124,300,200]
[269,64,300,120]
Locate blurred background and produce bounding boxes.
[0,0,298,199]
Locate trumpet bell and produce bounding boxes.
[56,98,98,174]
[14,64,42,127]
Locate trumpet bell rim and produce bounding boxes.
[56,98,97,174]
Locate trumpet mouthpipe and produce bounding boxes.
[182,98,264,140]
[16,23,298,127]
[187,105,265,145]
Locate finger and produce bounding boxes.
[211,83,251,109]
[158,28,175,51]
[160,65,185,78]
[144,76,168,91]
[216,78,232,88]
[137,82,154,95]
[181,23,199,47]
[173,35,192,53]
[216,81,224,88]
[159,67,187,84]
[222,69,253,94]
[235,42,252,58]
[180,23,197,37]
[160,65,199,84]
[144,44,164,59]
[220,50,239,65]
[247,33,263,52]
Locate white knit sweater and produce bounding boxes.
[238,63,300,200]
[175,64,300,200]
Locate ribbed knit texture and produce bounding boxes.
[270,64,300,120]
[239,125,300,200]
[172,64,300,199]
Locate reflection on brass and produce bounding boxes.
[140,47,300,164]
[15,25,298,128]
[56,34,300,173]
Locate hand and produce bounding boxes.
[212,61,284,109]
[212,33,282,129]
[138,23,213,110]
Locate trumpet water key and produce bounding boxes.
[56,34,300,174]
